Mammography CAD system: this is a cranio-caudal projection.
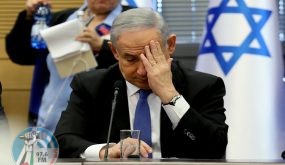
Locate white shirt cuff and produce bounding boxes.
[162,95,190,129]
[81,143,107,159]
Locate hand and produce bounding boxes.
[26,0,51,19]
[140,40,179,103]
[99,139,152,159]
[24,132,37,152]
[76,28,104,52]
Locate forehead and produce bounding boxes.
[115,28,162,52]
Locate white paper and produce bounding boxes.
[41,19,90,61]
[40,18,98,78]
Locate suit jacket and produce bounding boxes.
[54,60,228,159]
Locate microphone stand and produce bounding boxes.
[104,85,120,160]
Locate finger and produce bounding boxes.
[75,34,92,42]
[26,0,50,16]
[149,40,159,62]
[83,28,91,32]
[139,140,152,158]
[140,148,149,158]
[76,37,92,43]
[144,45,156,66]
[140,53,152,72]
[26,0,38,13]
[104,143,120,159]
[149,40,165,64]
[29,0,44,8]
[78,30,98,39]
[153,41,167,64]
[84,28,99,36]
[121,140,134,158]
[76,32,92,41]
[123,145,136,158]
[140,140,152,152]
[108,148,121,159]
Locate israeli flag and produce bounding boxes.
[196,0,285,159]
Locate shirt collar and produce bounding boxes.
[126,81,140,97]
[103,4,122,26]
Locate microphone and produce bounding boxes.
[104,80,122,160]
[282,150,285,159]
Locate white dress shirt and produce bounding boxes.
[82,80,190,159]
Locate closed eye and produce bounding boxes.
[125,54,139,62]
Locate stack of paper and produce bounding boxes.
[41,19,98,77]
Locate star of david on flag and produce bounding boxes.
[196,0,285,160]
[199,0,271,75]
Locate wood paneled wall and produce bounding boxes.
[0,0,83,137]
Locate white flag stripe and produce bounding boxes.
[121,0,156,8]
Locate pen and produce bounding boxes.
[85,15,95,27]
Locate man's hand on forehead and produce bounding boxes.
[139,40,174,99]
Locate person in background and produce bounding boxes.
[0,81,7,126]
[5,0,132,133]
[0,81,12,165]
[54,8,228,159]
[0,81,3,115]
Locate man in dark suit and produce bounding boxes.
[54,8,228,159]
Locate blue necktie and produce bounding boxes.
[134,90,152,157]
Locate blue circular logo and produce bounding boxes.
[11,127,59,165]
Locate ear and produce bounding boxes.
[166,34,176,57]
[108,41,119,61]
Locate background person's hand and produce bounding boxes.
[26,0,51,19]
[76,28,104,53]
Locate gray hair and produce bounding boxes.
[110,8,170,45]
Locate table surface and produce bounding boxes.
[55,158,285,165]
